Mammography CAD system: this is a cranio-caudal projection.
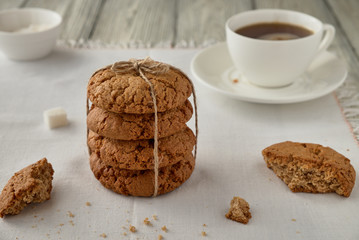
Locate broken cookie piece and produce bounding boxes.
[262,141,356,197]
[225,196,251,224]
[0,158,54,218]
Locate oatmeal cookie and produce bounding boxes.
[89,153,195,196]
[87,127,196,170]
[87,65,193,114]
[87,100,193,140]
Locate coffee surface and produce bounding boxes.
[235,22,313,40]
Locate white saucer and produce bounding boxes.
[191,42,347,104]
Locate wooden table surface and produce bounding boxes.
[2,0,359,138]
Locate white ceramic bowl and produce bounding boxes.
[0,8,62,61]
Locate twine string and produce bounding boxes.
[111,57,169,197]
[188,81,198,159]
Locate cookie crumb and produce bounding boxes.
[152,215,158,220]
[225,196,251,224]
[86,202,91,206]
[99,233,107,238]
[69,220,75,226]
[201,231,207,236]
[203,224,207,227]
[158,235,163,240]
[123,232,127,236]
[143,217,151,226]
[59,223,64,227]
[296,231,301,234]
[233,79,239,83]
[129,225,136,233]
[31,225,37,228]
[67,211,75,218]
[161,225,168,232]
[291,218,296,222]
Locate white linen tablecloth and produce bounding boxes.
[0,48,358,240]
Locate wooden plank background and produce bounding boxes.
[1,0,356,51]
[1,0,357,78]
[1,0,359,136]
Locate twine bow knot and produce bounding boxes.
[111,57,170,76]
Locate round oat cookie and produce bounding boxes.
[89,152,195,197]
[87,65,193,114]
[87,100,193,140]
[87,127,196,170]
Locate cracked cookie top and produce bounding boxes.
[87,65,193,114]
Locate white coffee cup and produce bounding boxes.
[225,9,335,88]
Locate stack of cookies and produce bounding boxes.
[86,59,197,197]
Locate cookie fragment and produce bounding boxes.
[225,197,251,224]
[129,225,136,232]
[143,217,151,225]
[0,158,54,218]
[262,141,356,197]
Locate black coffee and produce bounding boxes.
[235,22,313,40]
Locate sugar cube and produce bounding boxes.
[43,107,68,129]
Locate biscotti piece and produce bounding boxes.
[87,64,193,114]
[88,127,196,170]
[0,158,54,218]
[87,100,193,140]
[90,153,195,197]
[225,197,251,224]
[262,141,356,197]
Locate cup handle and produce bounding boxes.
[317,24,335,54]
